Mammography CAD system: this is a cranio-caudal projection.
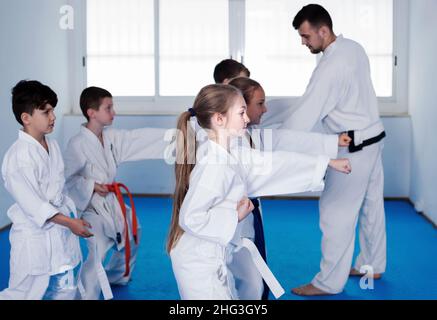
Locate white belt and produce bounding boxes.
[65,265,86,299]
[235,238,285,299]
[73,243,86,299]
[89,238,114,300]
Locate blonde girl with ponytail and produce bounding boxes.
[167,84,351,300]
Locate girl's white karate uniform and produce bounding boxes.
[281,35,387,294]
[228,128,339,299]
[186,118,338,300]
[0,131,82,300]
[170,139,330,300]
[64,125,167,300]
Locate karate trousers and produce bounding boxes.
[311,142,387,294]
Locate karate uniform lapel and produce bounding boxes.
[79,125,112,182]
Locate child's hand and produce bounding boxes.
[237,197,255,222]
[94,183,109,197]
[338,133,352,147]
[329,158,352,174]
[68,218,93,238]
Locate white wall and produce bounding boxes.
[408,0,437,224]
[0,0,71,227]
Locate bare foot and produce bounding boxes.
[291,283,333,296]
[349,268,382,279]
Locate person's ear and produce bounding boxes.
[222,78,230,85]
[217,112,227,126]
[319,25,329,38]
[87,108,95,120]
[211,112,226,127]
[21,112,31,126]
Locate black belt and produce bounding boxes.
[347,130,386,153]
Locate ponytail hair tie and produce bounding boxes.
[188,108,196,117]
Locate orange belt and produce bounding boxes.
[106,182,139,277]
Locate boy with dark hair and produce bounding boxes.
[0,80,92,300]
[79,86,113,120]
[64,86,167,300]
[213,59,250,84]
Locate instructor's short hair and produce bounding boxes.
[292,4,333,31]
[80,86,112,120]
[12,80,58,125]
[213,59,250,84]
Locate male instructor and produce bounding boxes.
[281,4,387,296]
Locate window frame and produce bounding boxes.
[68,0,409,116]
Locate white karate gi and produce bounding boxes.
[249,126,338,158]
[170,139,330,300]
[259,98,297,129]
[183,116,339,300]
[281,35,386,294]
[228,128,339,299]
[0,131,82,300]
[64,125,167,300]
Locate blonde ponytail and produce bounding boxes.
[166,84,242,253]
[166,111,196,253]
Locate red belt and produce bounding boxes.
[106,182,139,277]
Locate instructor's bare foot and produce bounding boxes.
[349,268,382,279]
[291,284,333,296]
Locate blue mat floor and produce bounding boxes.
[1,198,436,300]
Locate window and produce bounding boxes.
[86,0,228,97]
[245,0,393,97]
[159,0,228,96]
[72,0,407,114]
[87,0,155,96]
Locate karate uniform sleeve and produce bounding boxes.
[260,98,297,128]
[239,148,330,198]
[272,129,338,159]
[110,128,168,163]
[280,64,342,132]
[179,179,239,246]
[4,167,59,228]
[63,140,95,212]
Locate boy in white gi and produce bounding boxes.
[167,84,352,300]
[0,80,92,300]
[64,86,167,300]
[282,4,387,296]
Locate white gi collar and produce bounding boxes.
[208,139,230,156]
[323,34,343,58]
[199,139,236,166]
[80,124,106,150]
[18,130,51,155]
